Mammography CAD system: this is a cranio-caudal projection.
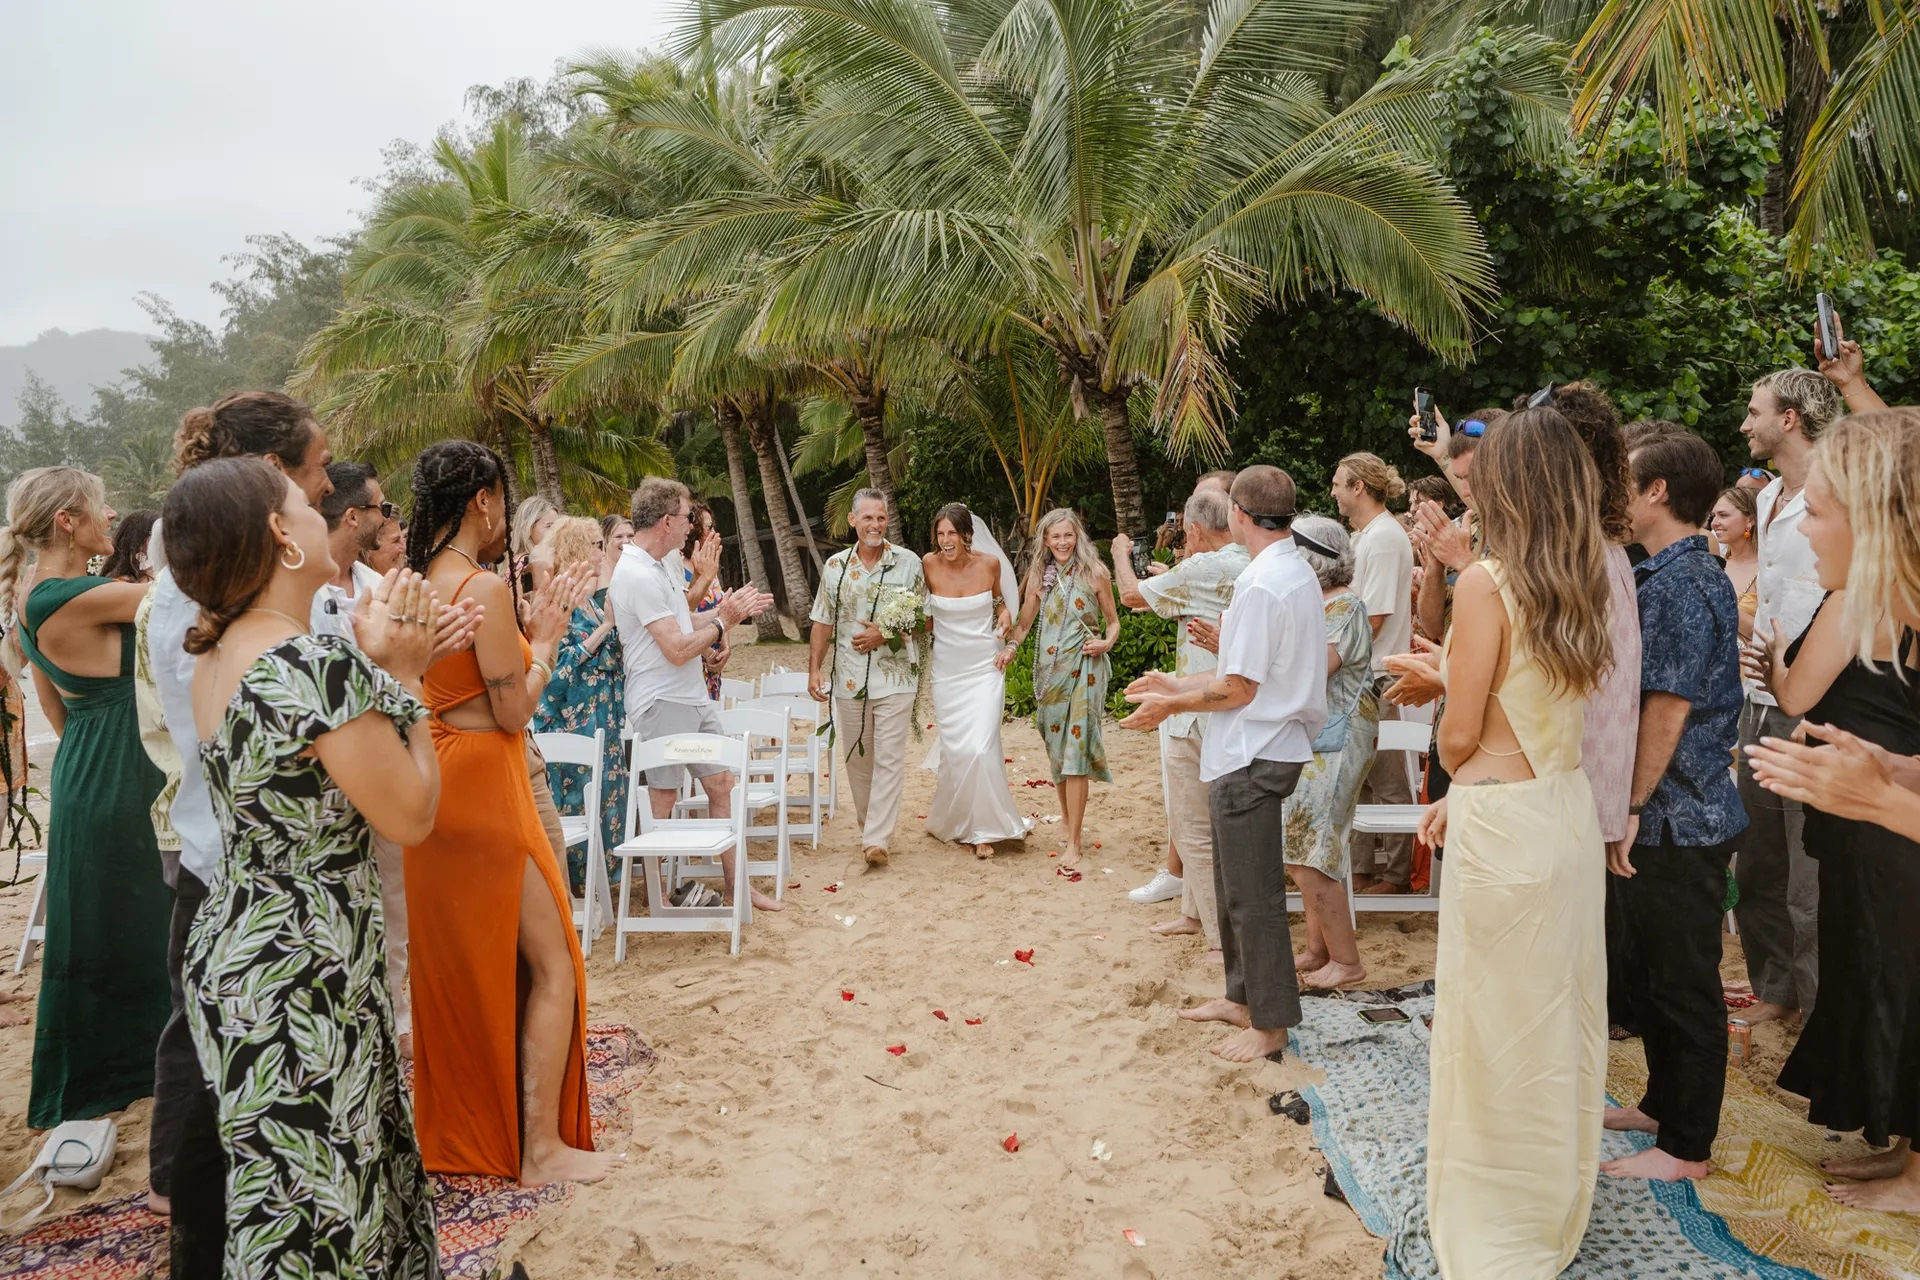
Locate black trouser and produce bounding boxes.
[1615,832,1737,1162]
[1606,873,1644,1036]
[154,869,226,1272]
[1209,758,1305,1033]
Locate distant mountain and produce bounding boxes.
[0,329,155,426]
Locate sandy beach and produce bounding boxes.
[0,638,1798,1278]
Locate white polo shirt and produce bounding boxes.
[1199,538,1329,782]
[609,542,709,721]
[1351,510,1414,677]
[310,561,385,641]
[1746,477,1822,707]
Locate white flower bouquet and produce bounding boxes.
[871,586,925,653]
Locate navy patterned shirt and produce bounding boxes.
[1633,534,1749,848]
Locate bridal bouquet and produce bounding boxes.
[871,586,925,653]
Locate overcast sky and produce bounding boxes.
[1,0,678,346]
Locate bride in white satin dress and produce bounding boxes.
[921,504,1033,858]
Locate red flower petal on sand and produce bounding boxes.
[965,1017,984,1026]
[886,1044,907,1056]
[823,884,840,893]
[1055,867,1082,882]
[933,1010,949,1021]
[1003,1133,1020,1153]
[1013,949,1035,965]
[841,990,855,1002]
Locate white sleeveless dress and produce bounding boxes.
[922,592,1032,845]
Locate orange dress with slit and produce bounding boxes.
[405,584,593,1177]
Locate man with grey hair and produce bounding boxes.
[1731,367,1843,1025]
[611,476,780,911]
[808,488,928,867]
[1113,485,1248,958]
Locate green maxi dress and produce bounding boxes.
[18,576,171,1128]
[1032,566,1112,784]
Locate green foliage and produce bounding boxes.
[1000,593,1180,722]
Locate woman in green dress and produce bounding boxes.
[2,466,171,1128]
[1001,508,1120,868]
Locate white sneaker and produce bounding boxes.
[1128,869,1183,905]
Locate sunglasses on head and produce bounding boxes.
[1459,418,1488,438]
[1740,468,1773,481]
[1526,383,1557,409]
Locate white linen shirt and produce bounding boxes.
[1199,538,1329,782]
[609,542,710,721]
[1745,478,1823,707]
[1350,510,1415,677]
[145,565,221,888]
[310,561,384,641]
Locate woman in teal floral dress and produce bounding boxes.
[167,458,444,1278]
[1002,508,1120,867]
[534,517,628,892]
[1281,516,1378,991]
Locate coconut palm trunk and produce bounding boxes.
[744,397,814,635]
[527,417,565,508]
[1092,386,1146,536]
[847,378,905,543]
[772,419,824,569]
[717,399,790,637]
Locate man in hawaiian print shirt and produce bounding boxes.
[809,489,928,867]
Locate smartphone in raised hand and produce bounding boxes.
[1415,388,1439,443]
[1816,291,1840,363]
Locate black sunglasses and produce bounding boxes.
[357,500,398,520]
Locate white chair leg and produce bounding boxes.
[14,871,46,975]
[1346,867,1356,930]
[615,858,635,964]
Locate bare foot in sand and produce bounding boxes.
[1357,880,1409,896]
[1151,916,1201,937]
[1602,1147,1709,1181]
[749,888,785,913]
[521,1142,627,1187]
[1302,960,1367,990]
[1742,1000,1796,1026]
[1179,999,1249,1027]
[1823,1142,1911,1180]
[974,843,994,860]
[1059,842,1081,869]
[1828,1149,1920,1210]
[1604,1105,1660,1134]
[1196,949,1223,967]
[1213,1026,1287,1063]
[147,1191,170,1216]
[1294,948,1329,974]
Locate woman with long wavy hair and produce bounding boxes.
[1416,407,1613,1278]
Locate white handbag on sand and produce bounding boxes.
[0,1118,117,1233]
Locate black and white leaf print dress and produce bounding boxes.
[183,635,441,1278]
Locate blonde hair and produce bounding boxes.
[545,516,603,580]
[1022,508,1105,598]
[1470,408,1613,697]
[0,467,108,635]
[1813,410,1920,666]
[1755,368,1843,441]
[510,495,558,560]
[1337,452,1407,504]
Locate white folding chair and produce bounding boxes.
[533,730,615,955]
[12,851,46,974]
[740,695,824,847]
[1349,718,1440,913]
[716,707,793,899]
[613,733,752,958]
[757,671,836,818]
[718,678,754,710]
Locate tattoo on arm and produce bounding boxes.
[485,673,517,693]
[1201,687,1229,705]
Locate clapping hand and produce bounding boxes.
[717,585,775,627]
[1186,617,1219,655]
[1409,500,1472,571]
[429,597,484,662]
[1118,671,1179,731]
[1382,635,1446,707]
[1738,620,1788,697]
[691,529,723,586]
[524,562,594,646]
[354,569,439,685]
[1746,722,1903,819]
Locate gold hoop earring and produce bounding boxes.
[280,544,306,571]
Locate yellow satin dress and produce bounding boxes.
[1428,561,1606,1278]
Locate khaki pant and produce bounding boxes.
[1350,687,1414,885]
[526,734,569,864]
[1163,730,1219,949]
[833,693,914,850]
[373,833,410,1036]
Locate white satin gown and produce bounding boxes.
[922,592,1033,845]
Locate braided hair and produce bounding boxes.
[407,439,519,613]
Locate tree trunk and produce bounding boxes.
[717,400,791,639]
[1761,17,1831,237]
[772,418,824,569]
[745,399,814,636]
[848,377,905,543]
[1093,385,1145,536]
[528,418,565,509]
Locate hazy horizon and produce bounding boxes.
[2,0,677,347]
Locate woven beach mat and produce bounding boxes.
[0,1024,654,1280]
[1288,986,1911,1280]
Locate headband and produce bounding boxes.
[1292,529,1339,560]
[1233,499,1294,531]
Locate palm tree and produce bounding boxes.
[1568,0,1920,265]
[687,0,1525,533]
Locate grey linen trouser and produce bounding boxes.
[1732,700,1819,1013]
[1210,758,1306,1032]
